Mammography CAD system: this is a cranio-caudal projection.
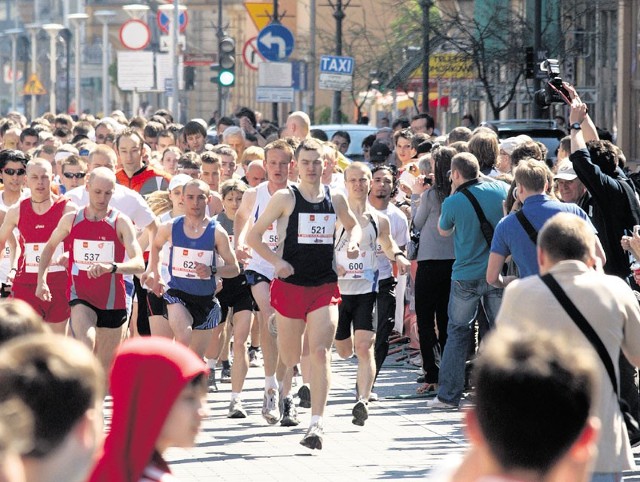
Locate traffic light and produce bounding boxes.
[184,66,195,90]
[218,36,236,87]
[525,47,535,79]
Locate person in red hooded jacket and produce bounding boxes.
[89,337,208,482]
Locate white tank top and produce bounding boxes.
[245,181,279,279]
[335,212,379,295]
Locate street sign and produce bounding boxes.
[244,2,274,31]
[117,51,154,90]
[256,86,294,103]
[319,55,354,92]
[157,9,188,34]
[319,55,354,75]
[291,61,307,91]
[184,53,217,67]
[159,35,186,52]
[242,37,265,71]
[164,78,173,95]
[23,73,46,95]
[258,62,292,87]
[257,23,294,62]
[119,19,151,50]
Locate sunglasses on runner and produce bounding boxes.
[63,172,87,179]
[3,168,26,176]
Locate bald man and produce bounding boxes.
[36,167,145,374]
[244,160,267,187]
[283,111,311,140]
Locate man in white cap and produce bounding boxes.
[554,161,589,208]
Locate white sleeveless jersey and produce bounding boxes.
[335,213,379,295]
[245,181,279,279]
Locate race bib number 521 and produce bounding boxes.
[298,213,336,244]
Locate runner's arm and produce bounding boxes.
[211,225,240,278]
[115,215,145,275]
[233,188,256,262]
[0,205,19,260]
[377,214,410,275]
[333,191,361,259]
[36,212,73,300]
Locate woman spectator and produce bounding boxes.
[411,146,456,394]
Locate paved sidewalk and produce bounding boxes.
[164,353,467,481]
[112,349,640,481]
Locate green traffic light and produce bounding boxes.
[219,71,235,87]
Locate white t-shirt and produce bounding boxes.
[368,202,409,280]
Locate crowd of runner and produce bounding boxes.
[0,82,640,482]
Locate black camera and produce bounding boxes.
[533,59,571,107]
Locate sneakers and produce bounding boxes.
[280,396,300,426]
[426,396,458,409]
[300,422,323,450]
[416,373,427,384]
[297,384,311,408]
[248,348,262,367]
[368,392,379,402]
[352,400,369,426]
[262,388,281,424]
[227,399,247,419]
[207,367,218,392]
[220,367,231,383]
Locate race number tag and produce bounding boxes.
[263,223,278,251]
[24,243,65,273]
[73,240,115,271]
[171,247,214,279]
[2,246,9,260]
[336,250,376,280]
[298,213,336,244]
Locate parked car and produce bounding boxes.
[311,124,378,162]
[480,119,566,164]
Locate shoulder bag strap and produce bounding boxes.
[459,188,494,247]
[540,273,619,396]
[515,210,538,245]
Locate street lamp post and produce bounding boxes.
[67,13,89,116]
[158,3,186,119]
[25,23,40,120]
[43,23,64,114]
[94,10,116,116]
[6,28,23,112]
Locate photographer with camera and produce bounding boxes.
[568,85,640,447]
[411,146,455,394]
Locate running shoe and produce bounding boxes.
[297,384,311,408]
[207,367,218,392]
[300,422,324,450]
[220,367,231,383]
[249,349,262,367]
[280,396,300,426]
[352,399,369,426]
[262,388,281,424]
[368,392,379,402]
[426,396,459,409]
[227,399,247,419]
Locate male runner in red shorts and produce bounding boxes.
[247,138,361,449]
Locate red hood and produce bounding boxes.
[88,337,208,482]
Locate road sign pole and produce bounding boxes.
[331,0,345,124]
[272,0,279,125]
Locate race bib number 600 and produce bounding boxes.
[298,213,336,244]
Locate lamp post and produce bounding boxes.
[5,28,23,112]
[67,13,89,116]
[43,23,64,114]
[158,3,186,119]
[94,10,116,116]
[25,23,40,120]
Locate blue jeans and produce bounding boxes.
[437,279,503,405]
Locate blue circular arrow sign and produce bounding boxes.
[257,24,295,62]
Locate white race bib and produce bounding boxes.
[337,250,376,280]
[171,247,214,279]
[24,242,65,273]
[298,213,336,244]
[73,239,115,271]
[263,223,278,251]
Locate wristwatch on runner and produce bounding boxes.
[111,263,118,274]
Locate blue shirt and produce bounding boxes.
[440,180,508,280]
[491,194,592,278]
